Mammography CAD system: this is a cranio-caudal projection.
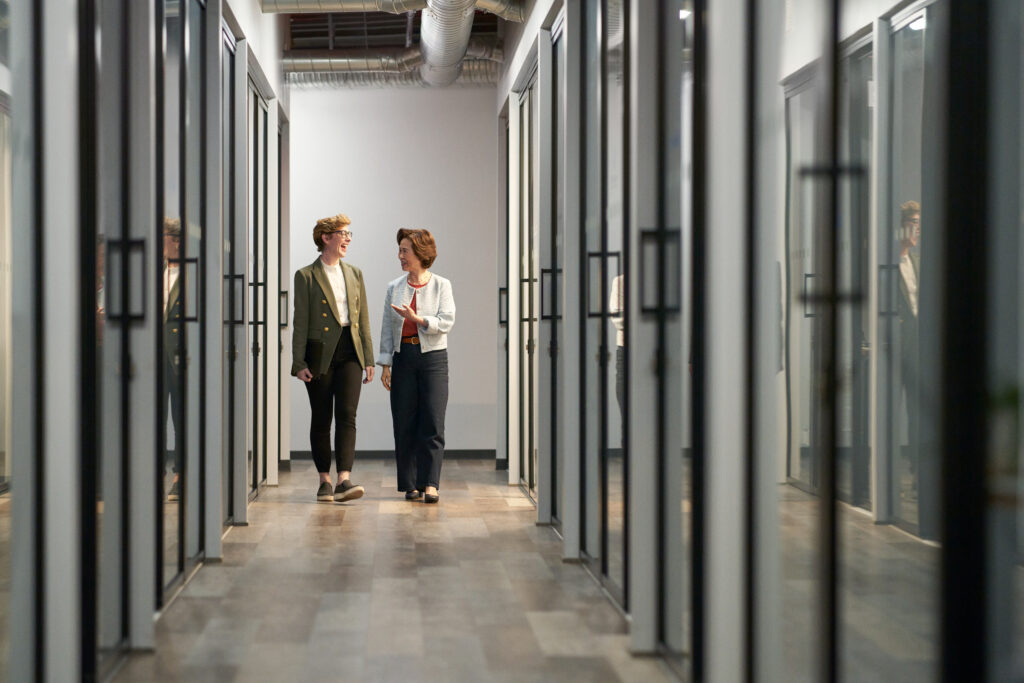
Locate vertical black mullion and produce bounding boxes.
[691,0,707,678]
[32,0,46,676]
[598,0,609,581]
[577,1,586,559]
[550,39,559,522]
[621,0,631,611]
[742,0,757,678]
[198,0,207,554]
[261,104,268,487]
[655,0,667,646]
[119,0,132,645]
[79,0,99,678]
[177,0,188,575]
[821,0,842,680]
[940,1,988,680]
[154,0,166,607]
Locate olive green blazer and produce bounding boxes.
[291,259,374,377]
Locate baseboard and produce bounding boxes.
[278,460,292,471]
[289,449,497,460]
[495,458,509,471]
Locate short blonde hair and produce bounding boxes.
[313,213,351,252]
[900,200,920,225]
[163,216,182,238]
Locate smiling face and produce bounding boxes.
[398,238,418,273]
[322,228,352,260]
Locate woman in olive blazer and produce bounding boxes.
[292,213,374,503]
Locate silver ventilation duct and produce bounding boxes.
[418,0,476,86]
[267,0,524,88]
[473,0,524,22]
[287,58,499,88]
[282,47,423,74]
[281,37,499,75]
[261,0,427,13]
[260,0,523,18]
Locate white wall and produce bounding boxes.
[224,0,288,114]
[288,87,499,453]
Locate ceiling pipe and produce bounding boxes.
[286,59,500,88]
[259,0,525,21]
[261,0,427,12]
[418,0,476,86]
[282,37,501,74]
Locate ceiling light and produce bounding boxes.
[679,9,692,20]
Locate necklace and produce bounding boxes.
[407,272,431,287]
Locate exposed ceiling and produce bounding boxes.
[288,10,500,52]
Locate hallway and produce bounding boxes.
[114,460,672,682]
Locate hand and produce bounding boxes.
[390,303,424,327]
[381,366,392,392]
[297,368,313,383]
[363,366,375,384]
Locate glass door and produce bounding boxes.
[837,45,872,507]
[581,0,630,606]
[883,7,943,539]
[247,83,268,498]
[183,0,206,567]
[221,29,238,526]
[159,0,185,592]
[518,82,539,497]
[542,28,566,527]
[662,0,694,672]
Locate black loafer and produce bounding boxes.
[424,493,439,504]
[405,490,423,500]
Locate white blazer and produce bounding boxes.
[377,273,456,365]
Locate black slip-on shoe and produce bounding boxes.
[405,490,423,500]
[424,493,439,504]
[316,481,334,501]
[167,481,181,502]
[334,479,365,502]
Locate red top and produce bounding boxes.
[402,280,428,337]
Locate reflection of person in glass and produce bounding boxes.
[609,273,625,426]
[897,200,920,494]
[162,218,184,501]
[292,214,375,504]
[378,229,455,505]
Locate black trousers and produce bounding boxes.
[305,326,363,474]
[163,357,183,474]
[391,344,449,491]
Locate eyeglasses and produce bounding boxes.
[327,229,354,240]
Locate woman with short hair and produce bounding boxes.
[292,213,375,503]
[378,229,455,504]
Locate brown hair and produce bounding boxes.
[312,213,351,252]
[397,228,437,268]
[900,200,920,226]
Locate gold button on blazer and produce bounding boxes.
[291,258,374,377]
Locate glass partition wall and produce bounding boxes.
[158,0,206,600]
[751,0,947,680]
[0,8,12,676]
[518,81,539,497]
[581,0,630,606]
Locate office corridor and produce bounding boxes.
[114,459,672,683]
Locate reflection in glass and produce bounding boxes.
[221,36,235,526]
[184,0,204,562]
[581,0,602,583]
[0,65,11,679]
[663,0,692,671]
[161,0,183,588]
[603,0,628,599]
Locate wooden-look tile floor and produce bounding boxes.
[113,459,673,683]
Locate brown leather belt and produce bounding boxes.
[401,336,420,345]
